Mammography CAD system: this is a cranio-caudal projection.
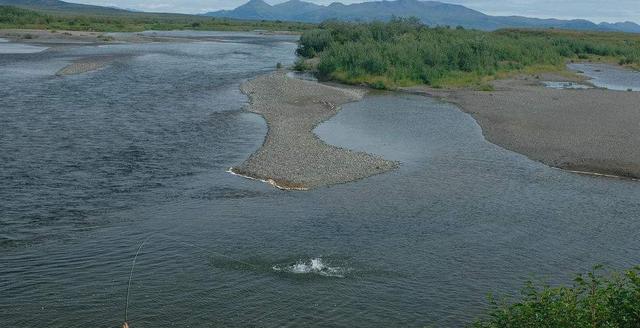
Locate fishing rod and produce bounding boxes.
[123,235,151,328]
[121,233,260,327]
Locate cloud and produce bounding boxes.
[71,0,640,22]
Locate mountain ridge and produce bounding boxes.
[0,0,129,14]
[2,0,637,33]
[205,0,640,33]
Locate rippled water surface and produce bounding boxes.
[2,32,640,327]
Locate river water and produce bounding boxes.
[1,32,639,327]
[569,62,640,91]
[0,39,47,54]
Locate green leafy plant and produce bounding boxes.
[297,18,640,89]
[472,266,640,328]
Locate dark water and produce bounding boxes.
[1,32,639,327]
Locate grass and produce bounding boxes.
[0,6,316,33]
[297,18,640,89]
[472,265,640,328]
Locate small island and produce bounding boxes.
[231,71,397,190]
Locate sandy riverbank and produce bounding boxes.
[0,29,130,45]
[405,74,640,179]
[56,55,132,75]
[56,59,108,75]
[232,71,397,190]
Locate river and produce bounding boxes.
[1,32,639,327]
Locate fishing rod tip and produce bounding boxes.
[122,322,129,328]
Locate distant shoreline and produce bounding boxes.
[0,29,297,76]
[6,29,638,185]
[0,29,194,46]
[0,28,299,46]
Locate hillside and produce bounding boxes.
[0,5,315,32]
[0,0,129,14]
[5,0,637,33]
[206,0,640,33]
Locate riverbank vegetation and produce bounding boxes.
[0,6,315,32]
[472,266,640,327]
[296,18,640,89]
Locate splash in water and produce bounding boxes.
[273,258,347,278]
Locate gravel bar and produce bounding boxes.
[231,71,397,190]
[405,74,640,179]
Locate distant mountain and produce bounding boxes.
[492,16,603,31]
[599,21,640,33]
[209,0,276,20]
[0,0,129,14]
[272,0,322,17]
[210,0,323,21]
[106,5,144,13]
[205,0,640,33]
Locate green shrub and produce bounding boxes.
[296,29,333,57]
[369,79,389,89]
[297,18,640,89]
[472,266,640,328]
[478,84,495,91]
[293,58,308,71]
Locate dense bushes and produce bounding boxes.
[0,6,49,25]
[473,266,640,328]
[296,29,332,57]
[298,18,640,88]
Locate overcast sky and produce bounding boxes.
[72,0,640,23]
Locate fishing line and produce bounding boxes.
[124,235,151,323]
[122,233,261,324]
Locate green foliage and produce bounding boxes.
[297,17,640,89]
[0,5,315,32]
[473,266,640,328]
[293,58,309,71]
[296,29,332,57]
[478,83,494,91]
